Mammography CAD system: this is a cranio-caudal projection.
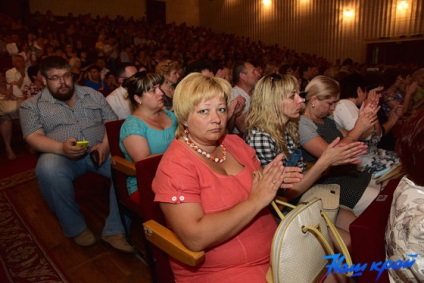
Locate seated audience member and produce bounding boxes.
[84,65,102,90]
[298,64,316,91]
[380,68,417,117]
[155,59,181,110]
[261,61,279,76]
[5,34,20,56]
[95,56,110,81]
[0,70,19,160]
[23,65,44,98]
[230,61,261,134]
[245,73,367,250]
[385,108,424,282]
[300,75,381,215]
[119,71,177,203]
[185,60,215,77]
[19,56,133,253]
[78,49,90,69]
[69,56,85,85]
[411,68,424,112]
[105,63,138,119]
[214,64,232,83]
[152,73,303,282]
[134,49,153,72]
[185,62,245,124]
[334,73,400,173]
[102,71,118,91]
[6,54,32,99]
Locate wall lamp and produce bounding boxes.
[397,1,409,11]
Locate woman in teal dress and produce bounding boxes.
[119,71,177,203]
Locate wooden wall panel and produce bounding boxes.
[28,0,423,63]
[199,0,424,63]
[166,0,199,26]
[29,0,146,20]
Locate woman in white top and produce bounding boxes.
[333,73,400,173]
[385,108,424,282]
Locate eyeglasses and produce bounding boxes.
[46,72,73,82]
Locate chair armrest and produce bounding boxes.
[143,219,205,267]
[274,196,289,211]
[110,156,136,176]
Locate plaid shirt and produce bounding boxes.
[19,84,117,147]
[245,127,306,171]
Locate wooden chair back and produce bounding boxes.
[135,155,176,283]
[105,120,140,219]
[349,178,401,283]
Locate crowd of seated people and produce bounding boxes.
[1,9,424,282]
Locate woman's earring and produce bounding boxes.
[312,104,315,108]
[184,128,189,135]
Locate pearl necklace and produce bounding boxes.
[184,135,227,163]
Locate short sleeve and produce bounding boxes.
[333,100,358,131]
[19,96,42,138]
[230,87,238,101]
[153,151,202,204]
[299,116,319,145]
[245,129,279,167]
[120,116,147,141]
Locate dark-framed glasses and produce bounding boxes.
[46,72,73,82]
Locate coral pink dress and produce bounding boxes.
[153,134,277,283]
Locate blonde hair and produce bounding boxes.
[155,59,181,77]
[305,75,340,102]
[245,73,300,157]
[173,73,231,138]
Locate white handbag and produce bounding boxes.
[269,198,352,283]
[299,184,340,223]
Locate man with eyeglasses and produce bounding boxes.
[105,63,138,119]
[19,56,134,253]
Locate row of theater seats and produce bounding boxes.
[104,119,399,283]
[105,119,204,283]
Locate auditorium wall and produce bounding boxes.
[29,0,199,26]
[199,0,423,64]
[28,0,423,64]
[29,0,146,20]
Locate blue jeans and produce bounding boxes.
[35,153,125,238]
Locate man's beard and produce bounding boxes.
[49,83,74,101]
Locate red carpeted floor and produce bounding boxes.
[0,187,69,283]
[0,141,37,180]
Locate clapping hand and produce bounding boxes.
[322,137,367,166]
